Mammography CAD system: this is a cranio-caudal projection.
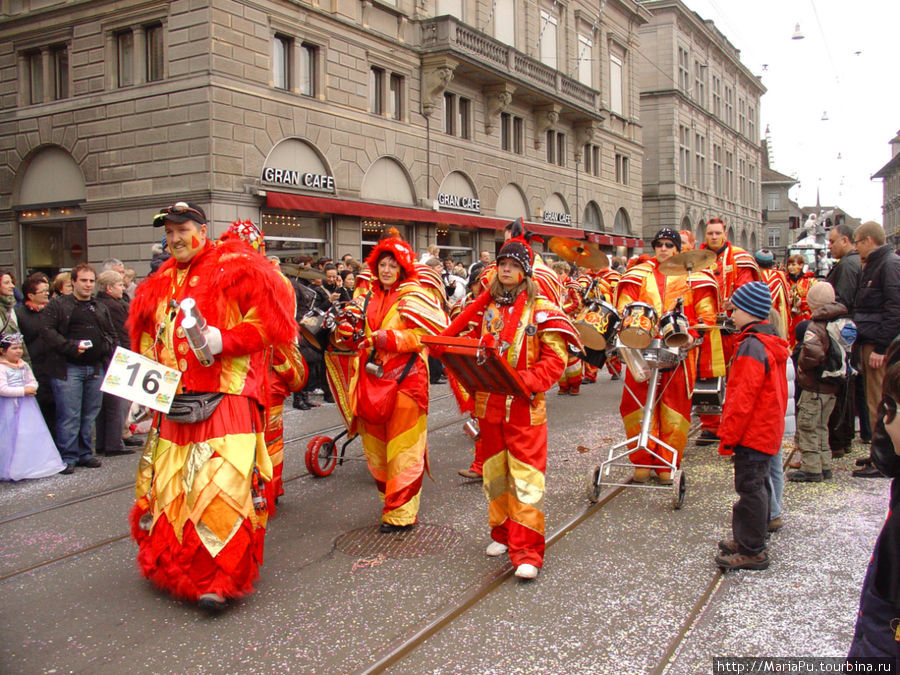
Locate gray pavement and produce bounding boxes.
[0,377,889,674]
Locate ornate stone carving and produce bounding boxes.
[483,84,515,134]
[534,104,561,149]
[421,57,458,117]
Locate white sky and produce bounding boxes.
[681,0,900,223]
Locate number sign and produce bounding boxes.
[101,347,182,413]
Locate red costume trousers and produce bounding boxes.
[479,416,547,567]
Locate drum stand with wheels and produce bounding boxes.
[588,342,687,510]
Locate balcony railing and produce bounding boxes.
[421,16,599,116]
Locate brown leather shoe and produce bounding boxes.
[458,468,481,479]
[715,550,769,571]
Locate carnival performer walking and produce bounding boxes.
[334,230,448,532]
[552,261,584,395]
[443,237,579,579]
[128,202,298,611]
[615,227,719,483]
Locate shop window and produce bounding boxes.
[20,217,87,277]
[436,227,474,264]
[261,212,330,261]
[361,222,411,261]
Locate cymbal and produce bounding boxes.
[658,249,717,276]
[547,237,609,271]
[281,264,326,280]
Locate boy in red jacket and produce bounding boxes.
[716,282,790,571]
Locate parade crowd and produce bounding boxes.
[2,205,900,661]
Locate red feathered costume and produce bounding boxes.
[129,237,298,604]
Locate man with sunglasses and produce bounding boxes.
[852,221,900,478]
[695,217,762,446]
[129,201,299,610]
[614,227,719,483]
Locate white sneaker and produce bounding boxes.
[514,563,539,579]
[485,541,509,557]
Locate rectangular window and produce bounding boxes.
[577,34,592,87]
[768,227,781,248]
[694,60,706,107]
[371,66,384,115]
[610,53,623,115]
[712,75,721,118]
[679,125,691,185]
[300,43,317,97]
[539,10,558,69]
[50,44,68,100]
[724,86,734,128]
[713,144,723,196]
[748,104,756,142]
[546,129,555,163]
[556,132,565,167]
[749,163,758,208]
[694,133,706,190]
[273,34,290,90]
[678,47,690,93]
[616,153,629,185]
[513,116,524,154]
[725,150,734,199]
[501,112,511,151]
[443,92,454,134]
[458,97,470,139]
[27,50,42,104]
[389,73,403,120]
[767,191,781,211]
[585,143,600,177]
[739,158,747,204]
[494,0,515,46]
[145,23,164,82]
[738,97,746,136]
[117,30,134,88]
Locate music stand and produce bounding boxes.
[420,335,532,402]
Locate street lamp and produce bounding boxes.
[792,23,805,40]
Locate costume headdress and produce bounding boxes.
[496,237,534,277]
[0,332,24,349]
[221,219,265,253]
[365,227,417,281]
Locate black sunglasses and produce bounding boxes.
[880,395,897,425]
[654,241,676,249]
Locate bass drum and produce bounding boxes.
[618,302,658,349]
[299,308,335,352]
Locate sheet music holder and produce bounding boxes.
[420,335,532,402]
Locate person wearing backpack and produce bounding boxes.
[789,282,848,482]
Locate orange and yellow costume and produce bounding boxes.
[761,267,790,340]
[129,238,298,602]
[336,237,448,527]
[788,272,817,348]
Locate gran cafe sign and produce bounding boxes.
[543,210,572,225]
[262,167,335,193]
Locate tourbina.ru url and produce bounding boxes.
[712,657,895,673]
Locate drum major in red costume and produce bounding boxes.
[448,238,579,579]
[696,217,761,442]
[334,232,448,531]
[129,203,298,611]
[615,227,719,482]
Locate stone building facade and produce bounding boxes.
[873,130,900,247]
[0,0,649,279]
[637,0,764,248]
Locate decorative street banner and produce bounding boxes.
[101,347,181,414]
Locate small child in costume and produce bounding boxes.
[0,332,65,480]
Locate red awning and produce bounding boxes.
[264,191,586,238]
[585,232,644,248]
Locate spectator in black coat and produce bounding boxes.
[94,270,133,456]
[853,222,900,477]
[15,272,55,434]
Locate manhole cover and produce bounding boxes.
[334,523,462,559]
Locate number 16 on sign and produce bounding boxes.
[101,347,182,414]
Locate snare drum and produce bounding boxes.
[659,310,690,348]
[299,309,334,351]
[574,301,620,351]
[619,302,658,349]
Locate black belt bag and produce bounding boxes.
[166,393,225,424]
